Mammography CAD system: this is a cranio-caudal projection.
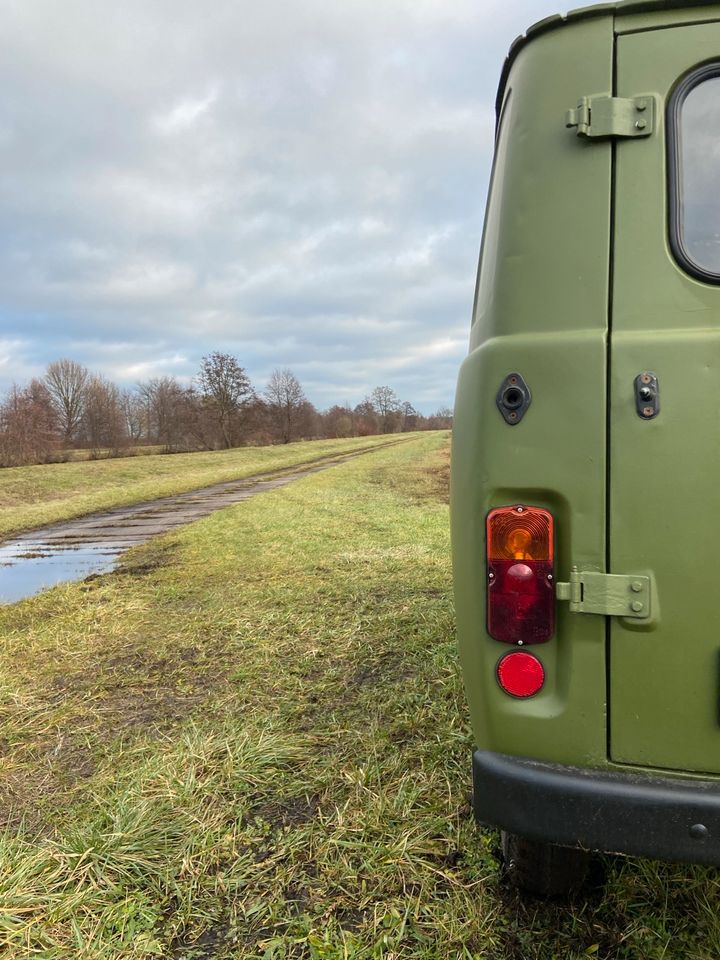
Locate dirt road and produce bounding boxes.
[0,443,401,603]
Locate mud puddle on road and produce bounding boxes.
[0,445,394,604]
[0,540,135,603]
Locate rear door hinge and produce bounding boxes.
[556,568,651,618]
[565,95,655,139]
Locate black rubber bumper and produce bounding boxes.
[473,749,720,865]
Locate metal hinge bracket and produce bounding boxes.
[556,568,651,618]
[565,95,655,139]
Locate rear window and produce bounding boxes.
[668,65,720,283]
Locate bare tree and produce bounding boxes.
[264,368,308,443]
[197,352,253,448]
[0,380,60,466]
[400,401,419,432]
[120,389,145,444]
[44,359,89,445]
[321,404,355,438]
[137,376,188,448]
[425,407,453,430]
[80,376,128,457]
[353,399,379,436]
[369,385,400,433]
[174,385,215,451]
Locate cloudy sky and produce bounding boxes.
[0,0,557,413]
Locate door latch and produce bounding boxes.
[635,371,659,419]
[556,568,651,618]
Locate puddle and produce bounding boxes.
[0,539,135,604]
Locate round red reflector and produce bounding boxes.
[496,651,545,698]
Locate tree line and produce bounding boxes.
[0,353,452,466]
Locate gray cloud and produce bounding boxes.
[0,0,556,412]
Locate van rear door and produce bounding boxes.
[610,21,720,773]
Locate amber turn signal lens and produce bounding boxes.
[487,505,553,561]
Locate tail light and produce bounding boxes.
[486,505,554,644]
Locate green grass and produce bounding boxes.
[0,434,407,540]
[0,432,718,958]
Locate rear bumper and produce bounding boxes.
[473,749,720,865]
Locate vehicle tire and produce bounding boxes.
[501,830,590,898]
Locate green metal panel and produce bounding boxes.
[611,21,720,772]
[617,8,720,33]
[452,16,613,768]
[496,3,719,119]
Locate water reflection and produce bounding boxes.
[0,539,134,603]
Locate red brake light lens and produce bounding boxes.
[496,651,545,698]
[487,505,554,644]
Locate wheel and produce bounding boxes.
[501,830,590,898]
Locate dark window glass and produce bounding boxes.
[670,68,720,282]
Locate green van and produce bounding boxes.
[451,0,720,895]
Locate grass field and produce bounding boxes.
[0,434,405,540]
[0,432,718,958]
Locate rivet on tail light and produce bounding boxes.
[496,651,545,698]
[486,505,554,644]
